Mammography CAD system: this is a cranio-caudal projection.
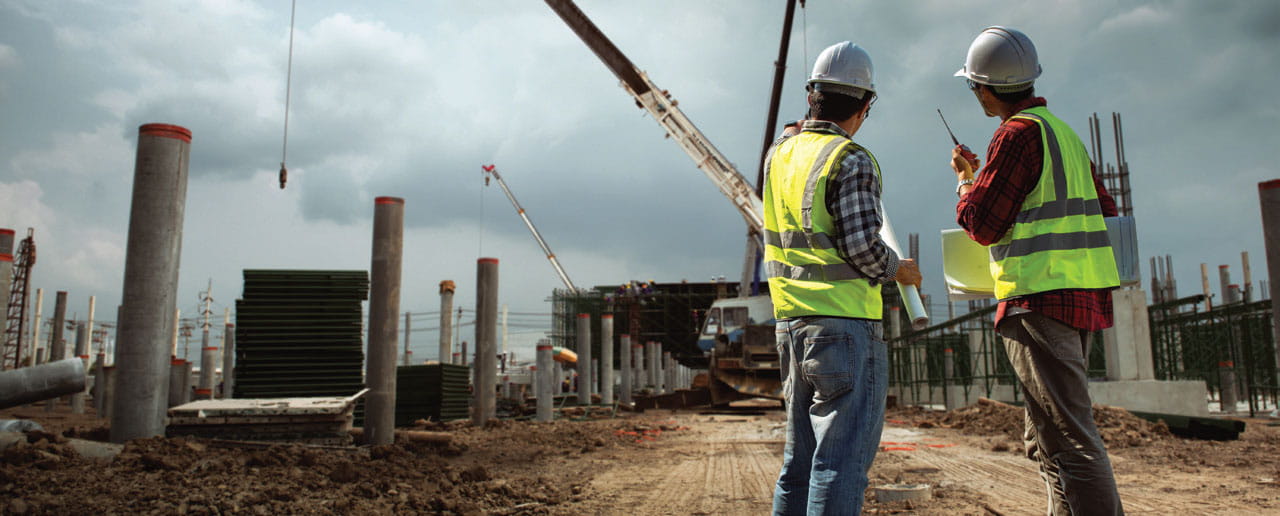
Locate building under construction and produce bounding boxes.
[550,281,743,370]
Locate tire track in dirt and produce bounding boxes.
[893,436,1262,515]
[581,422,780,515]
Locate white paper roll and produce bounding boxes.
[880,209,929,330]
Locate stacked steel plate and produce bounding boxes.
[233,270,368,399]
[395,363,471,424]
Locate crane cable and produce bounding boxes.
[278,0,297,189]
[800,1,808,78]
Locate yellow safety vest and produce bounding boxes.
[989,106,1120,299]
[763,131,883,319]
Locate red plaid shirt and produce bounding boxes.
[956,97,1117,331]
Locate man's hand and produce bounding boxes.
[950,145,980,179]
[895,258,922,289]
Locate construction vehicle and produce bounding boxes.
[545,0,780,403]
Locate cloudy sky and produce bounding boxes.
[2,0,1277,363]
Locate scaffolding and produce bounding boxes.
[550,281,742,370]
[2,229,35,369]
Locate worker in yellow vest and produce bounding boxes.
[764,41,921,516]
[950,27,1123,515]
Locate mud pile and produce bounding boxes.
[0,417,664,515]
[895,398,1171,448]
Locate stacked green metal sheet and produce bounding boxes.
[395,364,471,424]
[234,269,368,399]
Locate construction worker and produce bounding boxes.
[764,41,921,516]
[950,27,1123,515]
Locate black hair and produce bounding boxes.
[807,89,871,123]
[987,85,1035,104]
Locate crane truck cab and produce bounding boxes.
[698,295,783,403]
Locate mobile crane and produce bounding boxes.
[544,0,928,404]
[544,0,778,403]
[481,164,579,292]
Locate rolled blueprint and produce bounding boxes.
[879,209,929,330]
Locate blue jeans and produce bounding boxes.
[773,317,888,516]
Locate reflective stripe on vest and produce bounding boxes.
[988,107,1120,300]
[762,130,883,319]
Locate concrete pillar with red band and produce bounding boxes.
[474,257,499,426]
[112,123,191,443]
[0,228,13,346]
[535,339,553,422]
[366,196,404,445]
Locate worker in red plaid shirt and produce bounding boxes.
[951,27,1124,516]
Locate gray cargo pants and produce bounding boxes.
[998,311,1124,516]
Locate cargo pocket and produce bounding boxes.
[801,334,854,401]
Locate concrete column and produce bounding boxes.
[92,355,107,417]
[403,311,412,366]
[473,257,499,426]
[439,281,454,364]
[646,341,657,388]
[71,322,89,413]
[45,291,68,412]
[536,340,553,422]
[197,342,216,400]
[600,314,614,405]
[30,289,42,364]
[553,361,563,395]
[1219,361,1238,414]
[101,366,115,420]
[619,334,632,404]
[365,196,404,445]
[1102,289,1156,381]
[1219,265,1232,305]
[591,359,599,399]
[943,347,963,410]
[111,124,191,443]
[1243,251,1254,302]
[634,342,644,391]
[1261,180,1280,384]
[222,322,235,398]
[170,308,180,358]
[0,229,12,350]
[168,359,191,407]
[576,313,592,405]
[656,343,666,394]
[0,358,86,409]
[1201,263,1213,310]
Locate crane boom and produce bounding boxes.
[481,165,578,292]
[544,0,765,235]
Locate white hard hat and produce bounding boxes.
[809,41,875,99]
[955,26,1041,90]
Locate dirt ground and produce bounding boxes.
[2,400,1279,515]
